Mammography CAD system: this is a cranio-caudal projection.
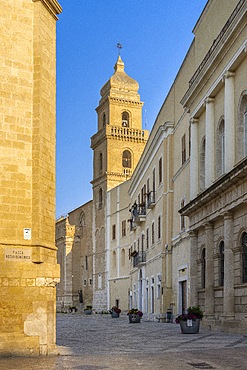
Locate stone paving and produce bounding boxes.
[0,313,247,369]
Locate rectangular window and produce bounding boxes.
[157,284,161,299]
[159,157,162,184]
[122,220,126,237]
[89,278,92,286]
[146,228,149,249]
[158,216,161,240]
[112,224,116,240]
[147,178,150,194]
[141,233,145,252]
[85,256,88,270]
[182,134,186,164]
[189,125,191,157]
[84,279,87,286]
[244,111,247,156]
[141,186,145,204]
[152,222,155,245]
[152,168,156,193]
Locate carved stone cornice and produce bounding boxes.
[32,0,62,20]
[109,97,144,107]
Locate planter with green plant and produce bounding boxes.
[127,308,143,323]
[84,305,93,315]
[109,306,121,318]
[175,306,203,334]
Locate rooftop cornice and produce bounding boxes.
[32,0,62,20]
[181,0,246,107]
[128,121,174,196]
[180,157,247,217]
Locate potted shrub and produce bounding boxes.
[109,306,121,318]
[84,305,93,315]
[127,308,143,323]
[68,306,77,313]
[175,306,203,334]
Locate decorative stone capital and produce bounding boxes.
[222,71,235,81]
[190,117,199,125]
[188,229,198,237]
[204,222,213,230]
[204,97,215,105]
[223,211,233,220]
[32,0,62,20]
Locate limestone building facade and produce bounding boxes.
[56,56,149,311]
[56,0,247,333]
[179,0,247,333]
[56,201,93,312]
[0,0,62,355]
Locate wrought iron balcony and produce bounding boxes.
[147,191,155,209]
[133,251,146,267]
[129,202,146,225]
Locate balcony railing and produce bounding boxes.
[133,251,146,267]
[147,191,155,209]
[129,203,146,225]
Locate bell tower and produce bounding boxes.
[91,56,149,309]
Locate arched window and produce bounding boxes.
[99,152,103,172]
[112,251,116,270]
[242,232,247,283]
[237,92,247,161]
[122,111,129,127]
[216,118,225,177]
[219,241,224,286]
[121,249,125,268]
[99,188,103,209]
[103,113,106,126]
[201,248,206,289]
[122,150,131,168]
[200,137,206,191]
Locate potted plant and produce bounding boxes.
[175,306,203,334]
[84,305,93,315]
[127,308,143,323]
[68,306,77,313]
[109,306,121,318]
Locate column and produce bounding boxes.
[223,212,235,319]
[205,223,215,318]
[190,118,199,200]
[205,97,215,188]
[189,230,198,307]
[224,71,235,173]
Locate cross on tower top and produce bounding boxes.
[117,43,123,56]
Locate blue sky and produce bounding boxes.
[56,0,207,218]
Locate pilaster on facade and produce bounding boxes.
[205,97,215,188]
[223,71,235,173]
[223,211,235,318]
[188,230,199,308]
[189,118,199,200]
[204,223,215,319]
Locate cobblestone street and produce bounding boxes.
[0,313,247,369]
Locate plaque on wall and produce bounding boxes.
[5,248,32,262]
